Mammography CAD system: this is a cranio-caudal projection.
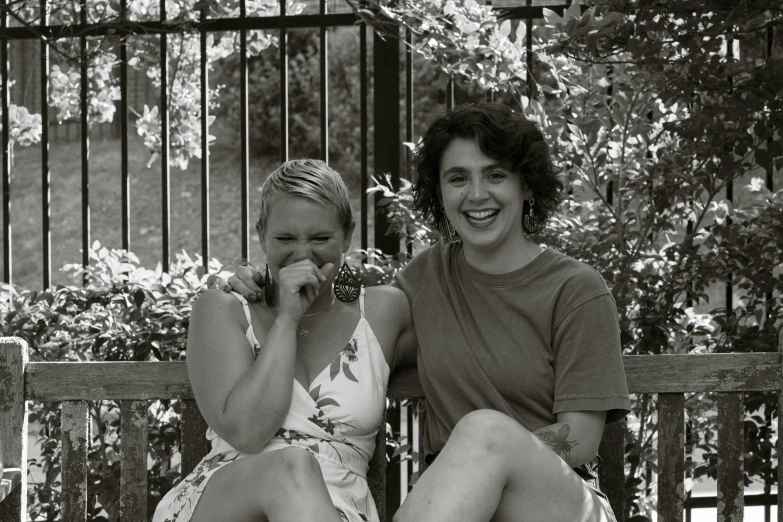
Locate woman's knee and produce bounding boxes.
[450,410,533,456]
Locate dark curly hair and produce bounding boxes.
[412,102,563,235]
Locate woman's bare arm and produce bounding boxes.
[532,410,607,468]
[187,289,299,454]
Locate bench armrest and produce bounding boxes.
[0,469,22,505]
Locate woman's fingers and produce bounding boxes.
[228,265,264,301]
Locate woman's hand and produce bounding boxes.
[276,260,335,323]
[226,265,265,301]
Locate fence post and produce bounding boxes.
[0,337,28,522]
[373,13,402,256]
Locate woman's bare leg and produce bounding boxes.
[394,410,611,522]
[190,446,344,522]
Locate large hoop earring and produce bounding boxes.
[264,264,273,307]
[523,197,544,235]
[334,261,361,303]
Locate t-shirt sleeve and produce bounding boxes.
[393,245,432,305]
[552,288,631,424]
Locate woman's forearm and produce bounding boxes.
[219,316,299,453]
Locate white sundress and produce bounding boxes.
[153,289,390,522]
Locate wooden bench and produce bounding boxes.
[1,334,782,521]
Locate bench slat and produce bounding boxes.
[24,353,783,401]
[717,393,744,521]
[779,389,783,522]
[658,393,685,522]
[598,420,625,521]
[61,400,89,522]
[368,408,387,522]
[416,401,428,476]
[0,338,27,522]
[120,400,148,522]
[181,399,211,479]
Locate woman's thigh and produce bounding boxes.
[190,447,325,522]
[423,410,612,522]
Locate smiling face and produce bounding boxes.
[439,137,530,253]
[258,195,354,287]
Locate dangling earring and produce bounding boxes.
[523,197,544,235]
[264,264,273,307]
[334,260,361,303]
[438,206,457,243]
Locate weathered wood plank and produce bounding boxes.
[658,393,685,522]
[25,362,191,400]
[180,399,211,479]
[778,331,783,522]
[416,401,428,477]
[388,365,425,399]
[598,420,625,522]
[623,353,780,393]
[0,469,21,504]
[717,393,744,521]
[368,408,387,522]
[23,353,783,401]
[61,400,89,522]
[0,338,27,522]
[0,477,23,522]
[120,400,148,522]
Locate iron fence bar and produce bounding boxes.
[320,0,328,163]
[240,0,249,260]
[359,11,367,251]
[725,37,734,316]
[160,0,170,271]
[40,0,51,288]
[445,79,454,111]
[404,26,413,259]
[120,0,129,251]
[280,0,288,162]
[80,0,90,272]
[1,0,9,284]
[525,0,533,100]
[0,13,358,40]
[200,5,210,268]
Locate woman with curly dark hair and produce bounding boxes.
[227,102,629,521]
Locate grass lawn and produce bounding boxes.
[2,129,374,291]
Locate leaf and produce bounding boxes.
[343,362,358,383]
[542,8,562,27]
[330,356,340,381]
[309,443,320,453]
[133,289,145,309]
[499,20,511,38]
[309,385,321,402]
[316,398,340,408]
[515,20,527,44]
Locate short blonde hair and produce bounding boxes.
[257,159,353,237]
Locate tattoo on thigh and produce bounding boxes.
[535,424,579,462]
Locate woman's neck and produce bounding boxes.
[461,234,542,275]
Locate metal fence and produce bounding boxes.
[0,0,777,520]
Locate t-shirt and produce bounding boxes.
[395,241,631,461]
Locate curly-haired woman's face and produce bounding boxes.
[439,137,530,254]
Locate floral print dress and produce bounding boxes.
[153,289,390,522]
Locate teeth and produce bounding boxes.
[465,210,498,219]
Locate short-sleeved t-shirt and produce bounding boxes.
[395,241,631,459]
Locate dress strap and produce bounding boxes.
[359,287,366,317]
[230,291,253,326]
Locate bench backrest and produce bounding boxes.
[2,335,782,522]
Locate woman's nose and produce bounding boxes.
[290,242,314,262]
[468,180,489,201]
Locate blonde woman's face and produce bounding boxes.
[259,195,352,282]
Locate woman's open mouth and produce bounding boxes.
[464,209,499,227]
